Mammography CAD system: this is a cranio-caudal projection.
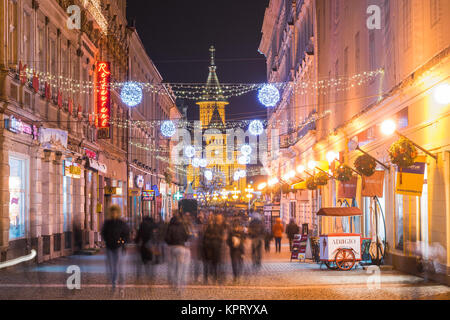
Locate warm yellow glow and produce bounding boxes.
[246,193,253,199]
[268,177,279,186]
[433,83,450,105]
[308,160,317,170]
[326,151,338,164]
[282,171,295,181]
[381,119,396,136]
[258,182,267,190]
[296,165,305,174]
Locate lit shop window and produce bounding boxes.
[9,157,27,240]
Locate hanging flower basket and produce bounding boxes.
[333,164,353,182]
[282,184,292,194]
[389,138,417,168]
[354,154,377,177]
[306,177,318,190]
[314,172,329,186]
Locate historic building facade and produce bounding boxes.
[0,0,177,263]
[261,0,450,284]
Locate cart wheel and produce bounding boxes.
[324,261,338,270]
[335,249,356,271]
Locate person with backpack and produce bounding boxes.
[101,205,130,291]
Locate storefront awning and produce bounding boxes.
[317,207,363,217]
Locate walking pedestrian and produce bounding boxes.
[202,214,225,284]
[286,219,300,251]
[272,218,284,253]
[165,213,190,290]
[226,221,245,282]
[135,217,156,282]
[248,213,264,271]
[264,229,273,253]
[101,205,130,292]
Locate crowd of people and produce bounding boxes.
[100,205,301,292]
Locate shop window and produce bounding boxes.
[9,156,28,240]
[395,194,404,250]
[63,168,72,232]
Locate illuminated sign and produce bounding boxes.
[135,175,144,188]
[64,161,81,179]
[142,190,155,201]
[96,61,111,139]
[84,148,97,159]
[5,116,37,139]
[105,187,123,195]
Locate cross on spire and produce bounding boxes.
[209,45,216,67]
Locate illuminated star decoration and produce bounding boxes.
[258,84,280,107]
[120,82,143,107]
[204,170,213,181]
[184,145,195,158]
[240,144,252,156]
[249,120,264,136]
[192,157,200,168]
[199,158,208,168]
[160,120,176,137]
[238,155,250,165]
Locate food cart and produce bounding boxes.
[317,207,364,271]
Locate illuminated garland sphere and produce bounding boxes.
[120,82,143,107]
[204,170,213,181]
[160,120,176,138]
[184,145,195,158]
[192,158,200,168]
[238,155,251,165]
[241,144,252,156]
[239,170,247,178]
[234,172,240,181]
[199,159,208,168]
[258,84,280,107]
[249,120,264,136]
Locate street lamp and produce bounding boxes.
[258,182,267,191]
[433,83,450,105]
[326,151,339,164]
[380,119,437,161]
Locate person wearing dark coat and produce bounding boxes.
[286,220,300,251]
[101,205,130,290]
[165,214,190,288]
[135,217,156,281]
[248,213,264,270]
[226,222,245,282]
[202,214,226,284]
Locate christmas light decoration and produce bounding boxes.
[184,145,195,158]
[120,82,143,107]
[192,158,200,168]
[258,84,280,107]
[249,120,264,136]
[199,158,208,168]
[240,144,252,156]
[160,120,176,137]
[239,170,247,178]
[238,155,251,165]
[204,170,213,181]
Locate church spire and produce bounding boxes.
[201,45,226,102]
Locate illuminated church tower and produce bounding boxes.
[188,46,246,194]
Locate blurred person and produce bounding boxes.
[135,217,156,282]
[272,218,284,253]
[154,214,168,264]
[286,219,300,251]
[202,214,226,284]
[248,213,264,270]
[101,205,130,291]
[227,221,245,282]
[264,228,273,253]
[165,213,190,290]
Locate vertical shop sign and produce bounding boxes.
[96,61,111,139]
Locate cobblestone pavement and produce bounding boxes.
[0,240,449,300]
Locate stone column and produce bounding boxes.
[40,150,53,261]
[91,171,98,239]
[72,166,85,248]
[54,153,63,258]
[0,133,10,257]
[29,145,43,258]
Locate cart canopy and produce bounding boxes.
[317,207,363,217]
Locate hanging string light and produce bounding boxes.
[249,120,264,136]
[184,145,196,158]
[241,144,252,156]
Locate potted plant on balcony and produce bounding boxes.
[314,171,329,186]
[333,164,353,182]
[354,154,377,177]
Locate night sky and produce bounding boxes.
[126,0,270,121]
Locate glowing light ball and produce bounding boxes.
[234,172,240,181]
[433,83,450,105]
[258,84,280,107]
[184,145,195,158]
[204,170,213,181]
[380,119,396,136]
[160,120,176,137]
[199,159,208,168]
[238,155,251,165]
[239,170,247,178]
[240,144,252,156]
[192,158,200,168]
[249,120,264,136]
[120,82,143,107]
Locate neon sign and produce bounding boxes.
[96,61,111,139]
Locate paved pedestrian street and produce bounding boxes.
[1,241,449,300]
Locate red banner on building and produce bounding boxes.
[96,61,111,139]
